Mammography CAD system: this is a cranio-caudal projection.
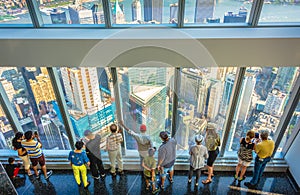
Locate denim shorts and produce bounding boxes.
[160,165,174,177]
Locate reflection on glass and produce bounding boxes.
[259,2,300,23]
[59,67,116,148]
[227,67,299,155]
[184,0,251,24]
[279,100,300,152]
[111,0,179,25]
[0,104,13,149]
[0,67,70,150]
[38,0,104,25]
[117,67,174,149]
[0,0,32,24]
[177,67,237,150]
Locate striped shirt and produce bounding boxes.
[106,133,123,151]
[21,140,43,158]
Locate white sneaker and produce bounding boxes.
[45,170,53,180]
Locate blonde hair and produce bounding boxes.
[205,123,218,139]
[245,130,255,142]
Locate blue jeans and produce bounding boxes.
[250,155,271,185]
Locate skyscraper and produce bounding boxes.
[169,3,178,23]
[194,0,216,23]
[274,67,297,93]
[112,0,125,24]
[60,67,102,113]
[50,8,67,24]
[144,0,163,23]
[0,78,15,102]
[131,0,142,21]
[264,88,287,116]
[206,79,222,121]
[30,72,56,105]
[68,6,93,24]
[219,73,235,117]
[223,7,247,23]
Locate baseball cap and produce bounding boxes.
[195,134,203,143]
[140,124,147,132]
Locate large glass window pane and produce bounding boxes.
[0,67,70,150]
[111,0,179,25]
[0,0,33,25]
[58,67,116,148]
[184,0,251,25]
[38,0,104,25]
[259,2,300,24]
[118,67,174,149]
[176,67,237,152]
[278,100,300,154]
[226,67,299,156]
[0,104,14,149]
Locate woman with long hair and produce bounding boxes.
[12,132,32,175]
[202,123,220,184]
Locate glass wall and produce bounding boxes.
[176,67,237,152]
[58,67,116,148]
[111,0,179,25]
[259,1,300,24]
[0,67,70,150]
[225,67,299,156]
[0,104,13,149]
[0,0,32,24]
[38,0,104,25]
[117,67,174,149]
[279,100,300,153]
[184,0,251,25]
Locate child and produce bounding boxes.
[5,157,21,180]
[234,130,255,181]
[68,141,90,189]
[188,135,208,186]
[142,148,159,194]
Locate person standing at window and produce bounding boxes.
[68,141,90,189]
[202,123,220,184]
[157,131,177,189]
[106,124,124,177]
[234,130,255,182]
[245,130,275,189]
[22,131,52,180]
[12,132,32,176]
[83,130,106,180]
[120,122,153,170]
[188,134,208,187]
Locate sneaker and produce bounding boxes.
[168,176,174,184]
[93,176,100,180]
[118,171,124,175]
[101,174,106,179]
[244,182,256,189]
[111,172,117,177]
[238,176,246,181]
[195,183,199,186]
[160,184,164,189]
[37,170,41,175]
[45,170,53,180]
[36,174,40,179]
[234,174,238,180]
[188,179,192,184]
[152,188,160,194]
[84,181,90,189]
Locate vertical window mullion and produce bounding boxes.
[219,67,246,157]
[102,0,112,28]
[47,67,76,149]
[177,0,185,28]
[0,82,23,134]
[171,67,180,137]
[25,0,44,28]
[248,0,264,27]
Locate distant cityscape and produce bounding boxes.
[1,0,300,24]
[0,66,299,154]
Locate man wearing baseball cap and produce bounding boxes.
[120,122,153,170]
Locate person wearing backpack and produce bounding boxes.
[234,130,255,182]
[202,123,220,184]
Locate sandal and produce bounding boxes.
[202,178,212,184]
[204,172,214,177]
